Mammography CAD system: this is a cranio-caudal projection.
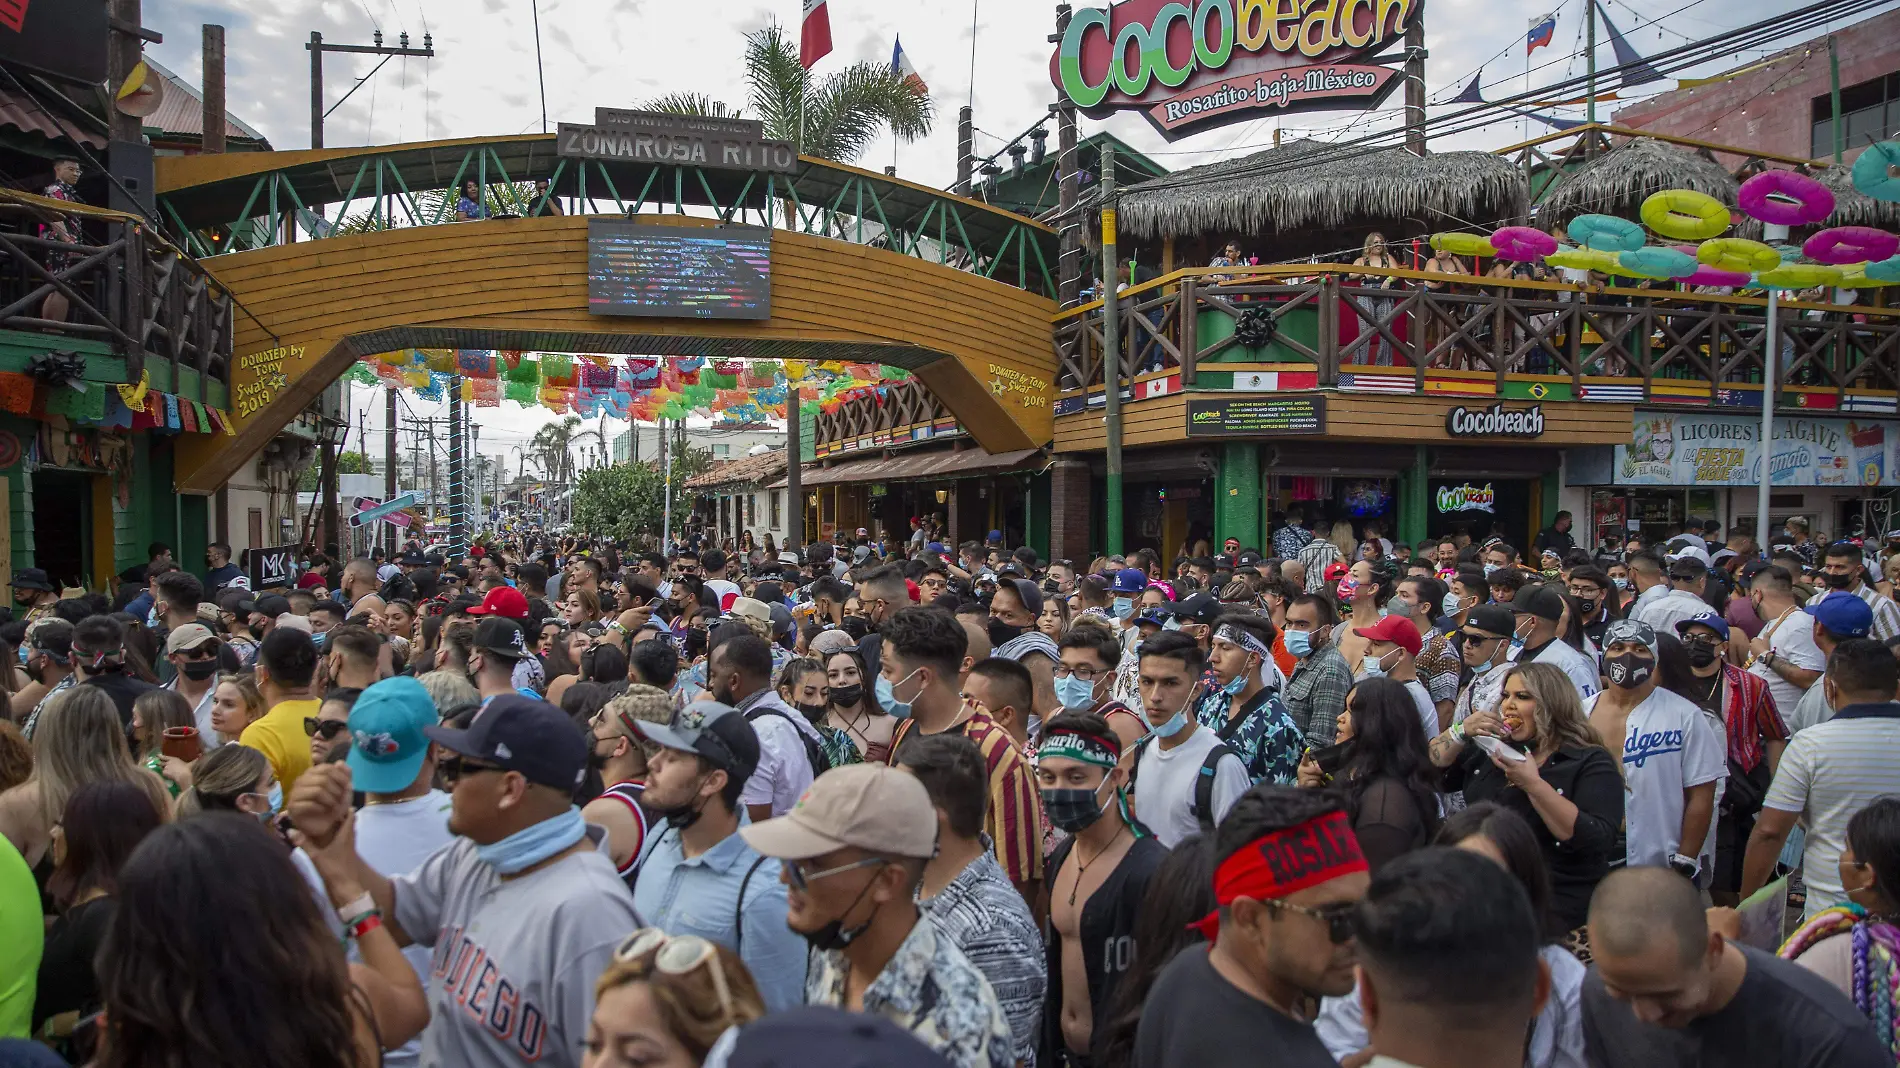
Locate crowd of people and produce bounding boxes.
[1,507,1899,1068]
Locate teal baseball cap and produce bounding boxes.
[346,676,440,793]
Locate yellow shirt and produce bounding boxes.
[239,698,320,794]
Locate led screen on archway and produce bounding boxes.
[587,221,772,319]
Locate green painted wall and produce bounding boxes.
[0,329,229,408]
[1029,472,1051,561]
[1215,443,1262,549]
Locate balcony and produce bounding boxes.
[1052,265,1900,414]
[0,188,234,401]
[812,378,963,457]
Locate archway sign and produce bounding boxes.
[1050,0,1423,140]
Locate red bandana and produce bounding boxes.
[1191,810,1367,941]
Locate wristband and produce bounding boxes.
[1449,721,1467,743]
[335,891,373,926]
[348,910,384,941]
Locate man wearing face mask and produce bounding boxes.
[290,694,642,1068]
[1354,615,1439,740]
[1134,786,1369,1068]
[1513,584,1602,701]
[1806,541,1900,641]
[744,763,1015,1068]
[1449,605,1518,732]
[1035,710,1166,1066]
[12,618,75,736]
[1108,567,1148,629]
[1055,625,1148,756]
[1199,614,1304,785]
[579,686,666,892]
[162,623,224,746]
[850,565,913,682]
[11,567,57,624]
[1673,612,1790,906]
[988,577,1061,727]
[1283,595,1354,749]
[1130,631,1250,848]
[1586,619,1725,881]
[628,700,809,1012]
[466,617,539,704]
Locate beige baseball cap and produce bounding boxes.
[740,763,937,861]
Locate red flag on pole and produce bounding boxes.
[801,0,832,69]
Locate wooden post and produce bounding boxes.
[308,31,324,149]
[1180,277,1198,387]
[786,386,803,552]
[108,0,144,143]
[1318,274,1341,386]
[202,25,226,154]
[1403,15,1426,156]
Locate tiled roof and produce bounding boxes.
[684,450,787,490]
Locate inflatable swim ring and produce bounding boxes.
[1567,214,1647,252]
[1618,247,1700,280]
[1697,238,1782,275]
[1683,264,1753,288]
[1803,226,1900,266]
[1490,226,1558,263]
[1750,263,1843,290]
[1737,170,1835,227]
[1851,140,1900,202]
[1867,256,1900,283]
[1430,232,1496,257]
[1546,247,1622,272]
[1639,189,1731,241]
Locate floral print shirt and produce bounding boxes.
[806,914,1015,1068]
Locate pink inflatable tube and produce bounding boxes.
[1490,226,1559,262]
[1803,226,1899,266]
[1737,171,1835,227]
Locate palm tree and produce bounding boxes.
[644,21,931,164]
[530,415,582,484]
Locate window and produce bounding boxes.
[744,494,755,527]
[712,444,731,458]
[770,489,782,528]
[1812,72,1900,157]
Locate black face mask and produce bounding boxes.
[828,683,863,709]
[987,617,1025,647]
[1822,571,1854,590]
[1575,597,1598,617]
[800,875,883,952]
[795,701,826,722]
[1604,652,1654,689]
[181,660,219,682]
[652,775,713,831]
[1684,642,1720,669]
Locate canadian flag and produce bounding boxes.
[800,0,833,69]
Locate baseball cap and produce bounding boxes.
[1134,607,1170,630]
[254,593,291,618]
[986,529,1003,543]
[1601,618,1660,657]
[1164,592,1222,627]
[423,694,585,792]
[634,701,761,781]
[1511,585,1567,623]
[10,567,53,592]
[377,563,402,583]
[924,541,946,554]
[347,676,440,793]
[399,550,427,566]
[1812,590,1874,639]
[1358,614,1422,657]
[999,577,1043,615]
[1111,568,1149,594]
[466,586,530,620]
[1675,612,1731,642]
[1737,558,1773,585]
[162,623,217,656]
[1237,550,1263,568]
[1465,604,1515,637]
[778,550,802,565]
[472,617,530,660]
[1666,543,1714,568]
[740,763,937,861]
[724,1006,956,1068]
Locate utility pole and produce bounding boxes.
[201,25,225,154]
[660,418,673,552]
[1829,35,1844,164]
[448,380,465,555]
[787,387,803,551]
[307,29,435,149]
[1100,142,1123,556]
[1053,4,1081,307]
[1403,15,1427,156]
[1585,0,1598,158]
[956,106,975,195]
[385,389,398,555]
[107,0,153,143]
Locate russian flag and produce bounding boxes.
[801,0,832,69]
[892,35,927,95]
[1527,12,1557,55]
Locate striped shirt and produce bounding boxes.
[919,842,1046,1067]
[1762,702,1900,919]
[1806,582,1900,641]
[891,710,1043,884]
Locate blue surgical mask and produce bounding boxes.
[1055,673,1097,710]
[475,806,588,875]
[1611,577,1629,590]
[1147,708,1190,739]
[1482,563,1501,578]
[1284,629,1314,658]
[266,782,283,814]
[876,668,920,720]
[1113,596,1134,619]
[1360,652,1390,679]
[1222,673,1247,696]
[14,644,26,665]
[1442,592,1464,617]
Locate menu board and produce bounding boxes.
[1186,395,1327,436]
[588,221,772,319]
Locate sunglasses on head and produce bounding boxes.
[613,928,737,1023]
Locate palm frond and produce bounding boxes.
[642,91,744,119]
[744,22,808,144]
[805,63,933,162]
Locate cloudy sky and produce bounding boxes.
[139,0,1875,463]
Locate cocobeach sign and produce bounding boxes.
[1051,0,1419,140]
[1446,404,1545,439]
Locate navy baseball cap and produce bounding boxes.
[1675,611,1730,642]
[1164,592,1223,627]
[1112,567,1149,594]
[724,1006,954,1068]
[1812,590,1874,639]
[347,676,440,793]
[423,694,586,792]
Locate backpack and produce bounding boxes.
[743,705,832,778]
[1130,736,1238,833]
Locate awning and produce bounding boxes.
[770,447,1044,489]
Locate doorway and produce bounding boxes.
[32,471,92,589]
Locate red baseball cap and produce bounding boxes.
[1358,614,1422,658]
[466,585,530,620]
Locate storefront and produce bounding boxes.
[782,444,1049,552]
[1567,410,1900,547]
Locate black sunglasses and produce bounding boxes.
[439,755,507,784]
[304,717,349,740]
[1264,899,1359,944]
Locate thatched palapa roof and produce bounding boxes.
[1537,136,1742,227]
[1816,160,1900,229]
[1114,139,1527,241]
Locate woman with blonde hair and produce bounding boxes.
[0,686,169,869]
[174,743,276,820]
[1428,660,1622,950]
[1350,231,1404,365]
[564,587,603,626]
[583,929,766,1068]
[209,673,267,744]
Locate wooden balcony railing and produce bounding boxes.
[0,190,234,397]
[1053,266,1900,408]
[813,377,962,454]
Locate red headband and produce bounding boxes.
[1190,811,1367,941]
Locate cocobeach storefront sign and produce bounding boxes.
[1446,404,1545,438]
[1051,0,1419,139]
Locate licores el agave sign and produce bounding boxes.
[1050,0,1420,140]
